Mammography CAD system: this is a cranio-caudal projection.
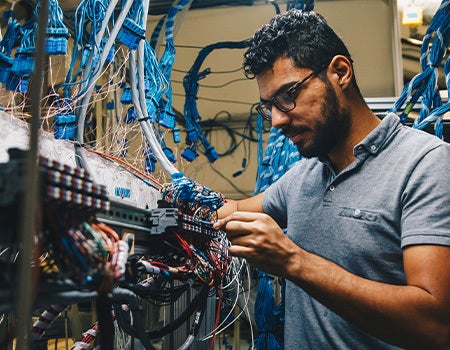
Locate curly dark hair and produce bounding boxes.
[243,10,356,83]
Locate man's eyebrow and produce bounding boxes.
[261,81,298,102]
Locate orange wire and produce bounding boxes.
[84,148,163,189]
[92,221,120,242]
[90,223,115,257]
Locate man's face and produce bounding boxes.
[256,57,351,159]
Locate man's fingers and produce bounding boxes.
[228,244,254,258]
[213,211,264,229]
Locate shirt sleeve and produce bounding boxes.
[401,142,450,248]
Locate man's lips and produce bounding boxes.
[283,127,309,143]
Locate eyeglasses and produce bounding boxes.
[256,64,328,121]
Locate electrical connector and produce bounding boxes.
[186,128,198,143]
[158,109,175,129]
[17,76,29,93]
[145,154,157,173]
[12,47,35,76]
[120,86,132,105]
[173,127,181,143]
[106,100,115,110]
[204,145,218,163]
[45,27,69,55]
[54,113,77,140]
[0,52,13,84]
[80,44,92,69]
[116,18,145,50]
[124,107,137,124]
[181,147,198,162]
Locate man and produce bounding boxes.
[214,9,450,349]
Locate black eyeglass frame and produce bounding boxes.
[256,64,329,121]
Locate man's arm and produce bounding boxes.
[217,192,264,218]
[215,211,450,349]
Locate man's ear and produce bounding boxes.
[329,55,353,88]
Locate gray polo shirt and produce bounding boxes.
[262,112,450,349]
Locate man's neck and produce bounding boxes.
[327,108,381,174]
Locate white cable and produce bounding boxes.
[76,0,134,143]
[129,50,178,175]
[200,258,252,340]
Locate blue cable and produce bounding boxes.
[157,0,193,130]
[150,14,166,50]
[413,55,450,138]
[182,40,250,162]
[390,0,450,136]
[0,18,22,84]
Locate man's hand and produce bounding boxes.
[214,211,300,276]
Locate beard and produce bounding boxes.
[294,80,351,159]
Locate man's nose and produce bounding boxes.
[270,107,291,129]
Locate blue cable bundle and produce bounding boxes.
[149,14,166,50]
[413,56,450,138]
[254,124,301,194]
[143,40,166,122]
[10,20,35,93]
[254,271,284,350]
[390,0,450,137]
[44,0,70,55]
[117,0,146,50]
[182,40,250,162]
[0,18,22,84]
[157,0,193,130]
[161,172,225,219]
[62,0,105,99]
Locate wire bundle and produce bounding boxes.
[109,171,247,349]
[390,0,450,138]
[0,17,22,85]
[41,216,126,286]
[160,173,225,220]
[182,40,250,162]
[44,0,70,55]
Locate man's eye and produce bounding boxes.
[277,93,293,105]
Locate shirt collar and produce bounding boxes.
[353,112,400,157]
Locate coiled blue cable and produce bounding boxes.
[390,0,450,136]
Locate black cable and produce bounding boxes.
[208,164,252,198]
[146,282,211,339]
[96,292,115,350]
[173,66,244,74]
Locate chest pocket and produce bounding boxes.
[338,207,378,222]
